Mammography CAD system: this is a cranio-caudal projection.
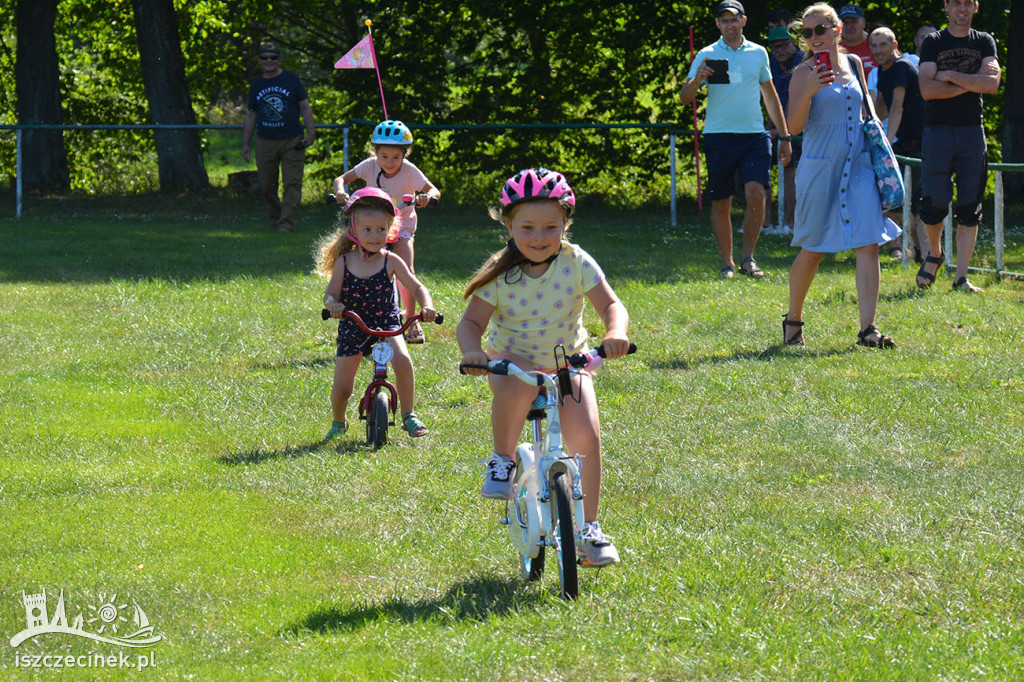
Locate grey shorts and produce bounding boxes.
[920,125,987,226]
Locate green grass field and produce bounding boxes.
[1,194,1023,679]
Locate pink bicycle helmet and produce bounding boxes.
[344,187,400,245]
[343,186,399,216]
[499,167,576,215]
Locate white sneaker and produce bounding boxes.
[576,521,620,567]
[480,453,515,499]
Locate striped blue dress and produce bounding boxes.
[792,58,900,252]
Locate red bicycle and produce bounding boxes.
[321,308,443,450]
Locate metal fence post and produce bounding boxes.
[902,164,911,269]
[776,161,784,230]
[343,125,350,174]
[995,170,1004,274]
[669,131,677,228]
[16,128,23,219]
[944,208,953,271]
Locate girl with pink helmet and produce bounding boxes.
[314,188,437,441]
[457,168,631,568]
[330,120,441,344]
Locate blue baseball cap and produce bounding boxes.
[838,4,865,19]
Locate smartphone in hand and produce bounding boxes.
[813,51,834,84]
[706,59,730,84]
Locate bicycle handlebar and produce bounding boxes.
[326,192,438,208]
[321,308,444,336]
[458,343,637,378]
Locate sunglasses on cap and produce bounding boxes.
[799,25,834,39]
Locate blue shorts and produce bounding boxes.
[703,132,772,201]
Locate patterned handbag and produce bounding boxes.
[851,56,905,211]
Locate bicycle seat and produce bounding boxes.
[526,391,547,422]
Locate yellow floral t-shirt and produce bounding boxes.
[473,242,606,364]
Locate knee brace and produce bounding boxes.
[954,202,982,227]
[919,196,949,225]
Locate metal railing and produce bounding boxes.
[894,154,1024,279]
[1,121,691,225]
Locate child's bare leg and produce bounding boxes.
[560,372,602,523]
[391,237,416,316]
[331,354,363,423]
[388,336,416,414]
[486,353,538,456]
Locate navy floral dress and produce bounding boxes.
[335,252,401,357]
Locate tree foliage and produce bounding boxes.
[0,0,1016,202]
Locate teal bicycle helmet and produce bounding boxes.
[371,120,413,147]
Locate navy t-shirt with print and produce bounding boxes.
[919,28,997,126]
[247,70,308,139]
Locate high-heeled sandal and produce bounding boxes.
[782,315,804,346]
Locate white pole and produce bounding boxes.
[901,165,911,269]
[343,126,350,174]
[669,132,677,228]
[776,160,784,231]
[16,128,23,219]
[944,208,953,273]
[995,170,1004,274]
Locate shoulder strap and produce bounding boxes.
[848,54,878,122]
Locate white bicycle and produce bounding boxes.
[460,343,636,600]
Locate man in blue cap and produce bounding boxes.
[839,3,878,75]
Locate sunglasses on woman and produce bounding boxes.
[799,25,834,39]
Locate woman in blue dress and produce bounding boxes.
[782,3,900,347]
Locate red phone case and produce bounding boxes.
[813,51,832,72]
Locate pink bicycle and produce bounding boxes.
[321,308,443,450]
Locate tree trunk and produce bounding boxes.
[132,0,209,193]
[1002,0,1024,197]
[15,0,70,193]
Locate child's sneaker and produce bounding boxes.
[576,521,620,567]
[324,420,348,442]
[480,453,515,499]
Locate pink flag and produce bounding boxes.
[335,35,376,69]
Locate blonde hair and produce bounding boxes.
[463,198,573,298]
[313,198,398,277]
[793,4,844,60]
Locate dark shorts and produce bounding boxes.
[892,139,922,215]
[920,125,987,226]
[336,320,399,357]
[703,132,772,201]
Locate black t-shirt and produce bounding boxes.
[876,55,924,143]
[247,70,309,140]
[919,28,997,126]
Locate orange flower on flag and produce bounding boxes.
[335,35,376,69]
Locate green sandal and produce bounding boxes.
[402,412,429,438]
[324,420,348,442]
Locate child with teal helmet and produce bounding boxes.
[331,120,441,344]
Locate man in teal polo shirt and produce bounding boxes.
[681,0,792,278]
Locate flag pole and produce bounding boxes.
[365,20,388,120]
[689,26,702,213]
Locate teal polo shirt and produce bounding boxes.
[687,37,772,134]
